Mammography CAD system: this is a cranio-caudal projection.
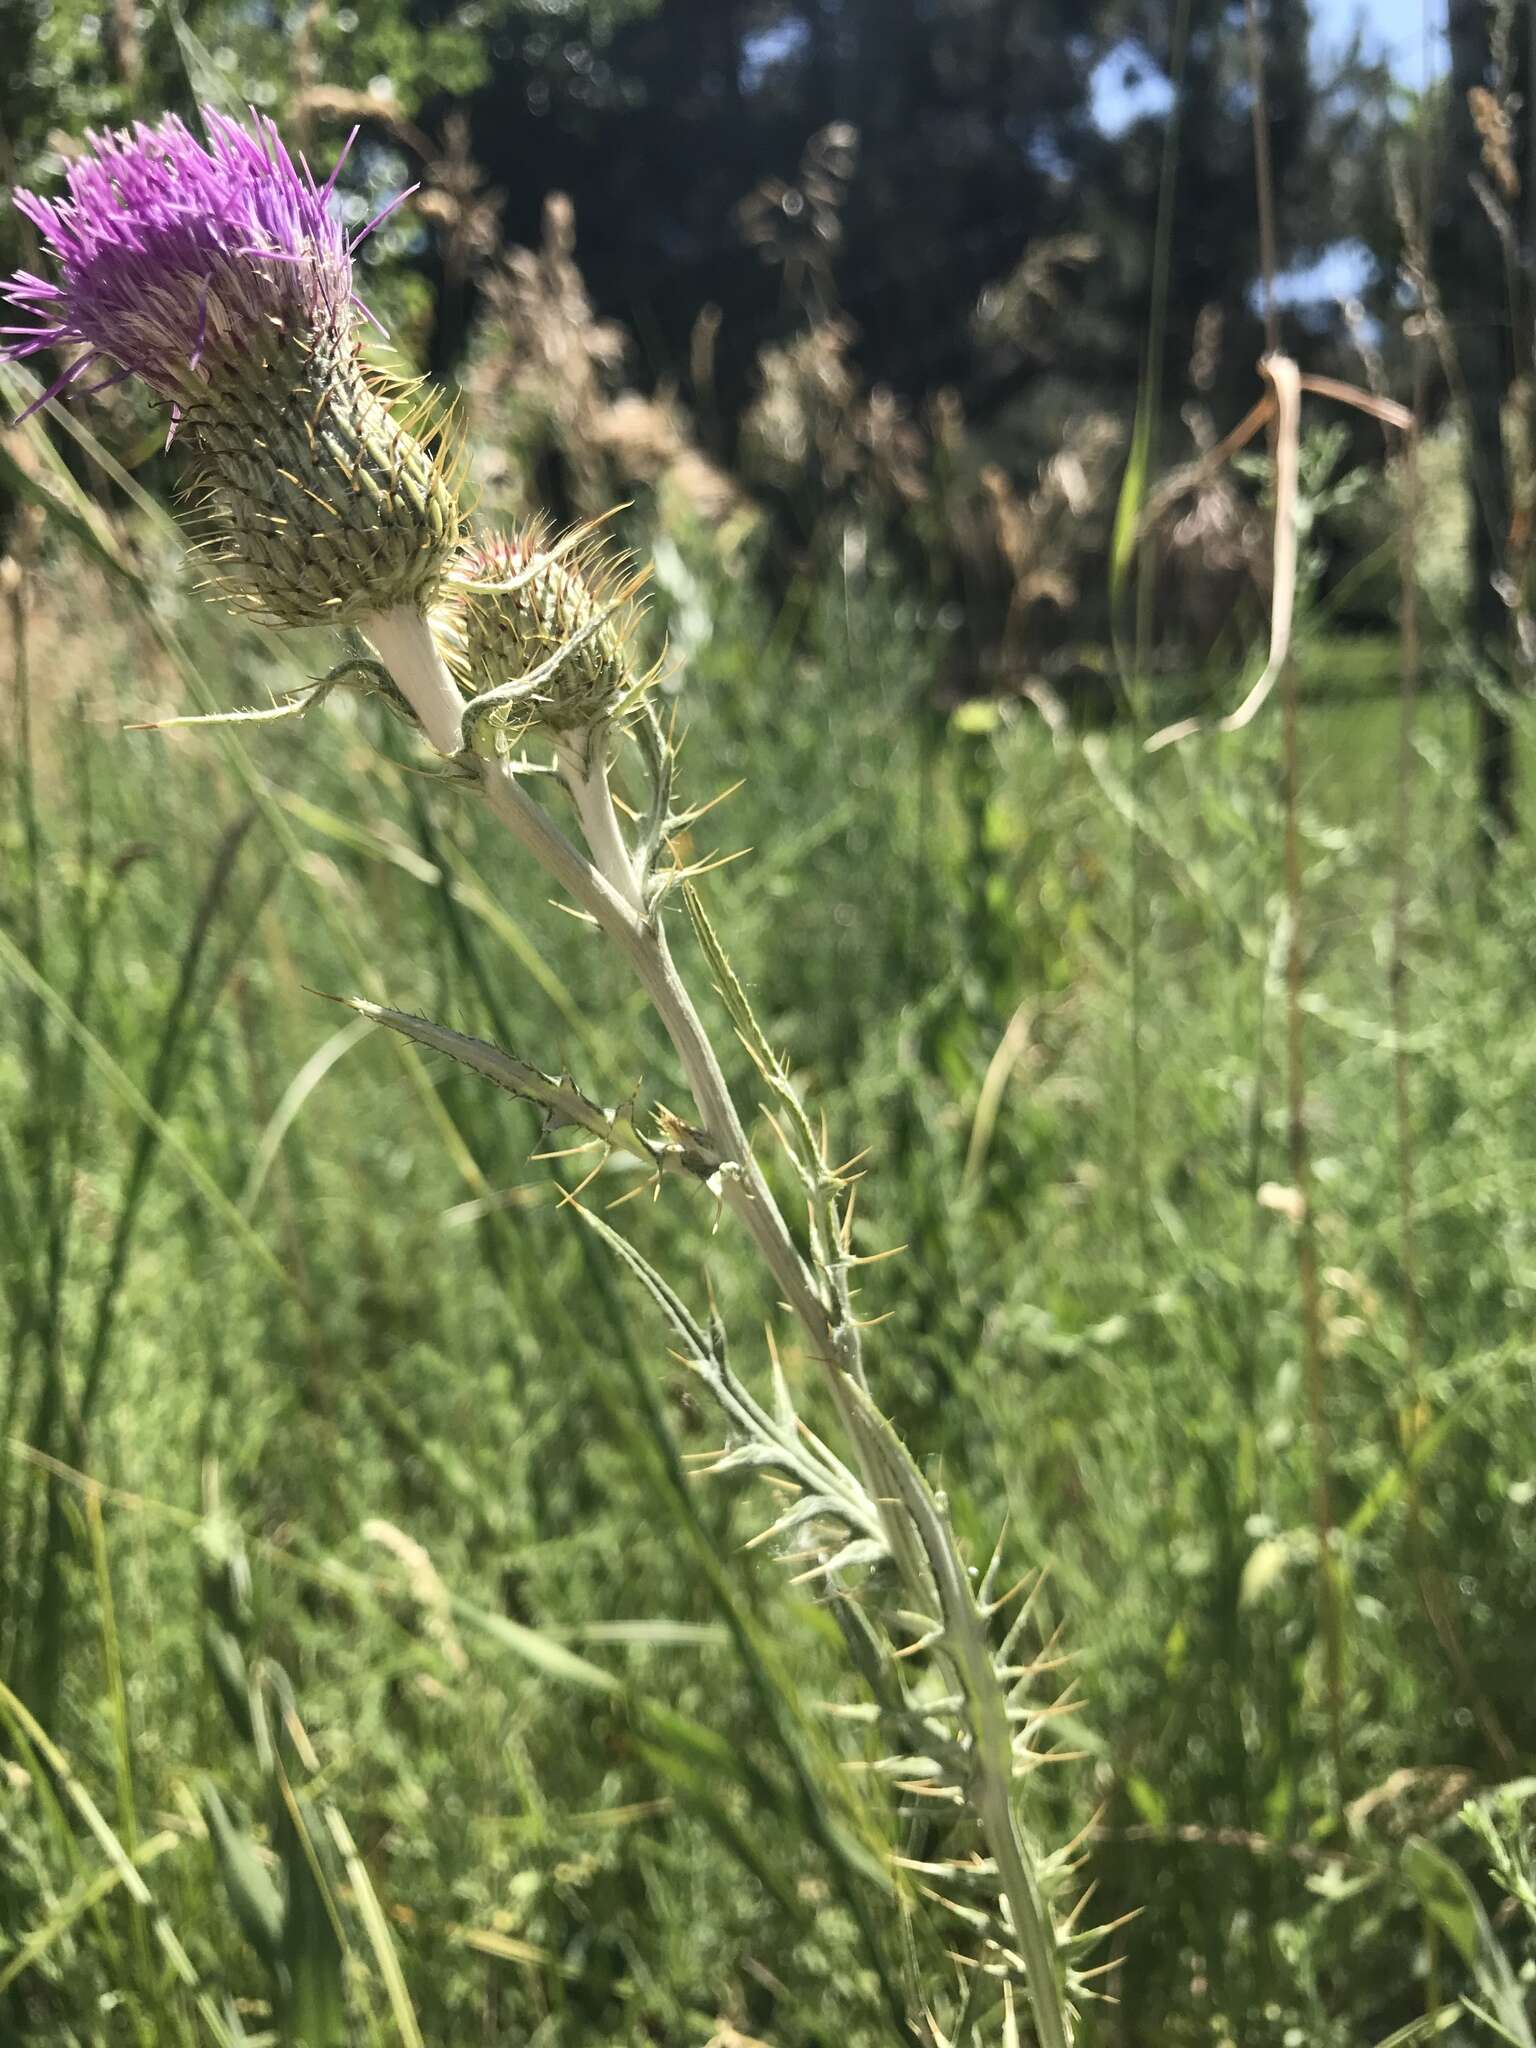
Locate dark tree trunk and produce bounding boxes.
[1443,0,1518,848]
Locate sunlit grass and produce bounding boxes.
[5,521,1536,2043]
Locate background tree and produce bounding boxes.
[1439,0,1528,844]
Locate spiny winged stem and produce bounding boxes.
[556,728,877,1388]
[366,605,1077,2047]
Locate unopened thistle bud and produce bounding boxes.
[2,110,459,626]
[436,520,652,747]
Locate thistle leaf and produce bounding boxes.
[570,1200,720,1365]
[327,995,719,1183]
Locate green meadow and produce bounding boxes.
[7,479,1536,2042]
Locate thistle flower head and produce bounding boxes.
[3,110,460,627]
[3,110,363,411]
[436,519,653,746]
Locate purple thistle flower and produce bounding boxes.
[2,108,396,417]
[1,107,459,630]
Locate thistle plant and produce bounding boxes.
[5,110,1101,2045]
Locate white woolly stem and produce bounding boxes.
[362,607,467,756]
[553,734,645,917]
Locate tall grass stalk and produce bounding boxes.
[1244,0,1346,1806]
[1281,637,1345,1805]
[1119,0,1194,1274]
